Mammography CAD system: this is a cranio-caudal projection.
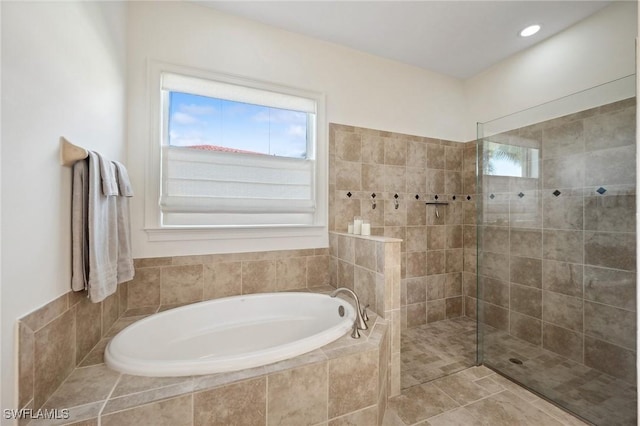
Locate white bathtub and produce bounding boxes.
[105,292,356,377]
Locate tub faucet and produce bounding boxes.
[330,287,368,331]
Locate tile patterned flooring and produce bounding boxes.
[392,317,636,425]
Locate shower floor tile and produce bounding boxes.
[385,365,590,426]
[399,318,633,425]
[483,326,637,426]
[401,317,477,389]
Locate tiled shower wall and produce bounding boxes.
[474,98,636,383]
[329,124,476,330]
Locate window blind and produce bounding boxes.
[160,146,316,223]
[162,73,316,114]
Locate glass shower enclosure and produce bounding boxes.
[476,75,637,425]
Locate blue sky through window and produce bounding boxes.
[168,92,308,158]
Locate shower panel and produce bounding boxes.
[476,75,637,425]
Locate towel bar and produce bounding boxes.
[60,137,89,167]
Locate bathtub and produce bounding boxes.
[105,292,356,377]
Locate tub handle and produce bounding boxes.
[351,322,361,339]
[361,304,370,322]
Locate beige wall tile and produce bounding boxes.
[384,137,407,166]
[337,260,355,290]
[584,231,636,271]
[584,336,636,383]
[584,301,636,349]
[133,257,172,268]
[101,292,119,339]
[194,378,266,426]
[427,299,446,323]
[584,266,635,311]
[34,309,76,409]
[361,134,385,164]
[426,250,445,276]
[203,262,241,300]
[328,350,378,418]
[541,120,584,159]
[126,267,161,309]
[584,193,635,233]
[585,146,635,186]
[445,273,462,298]
[338,235,355,263]
[161,264,204,305]
[307,255,330,287]
[361,163,385,192]
[510,256,542,288]
[75,297,102,365]
[354,238,376,271]
[354,267,377,314]
[336,160,361,190]
[543,291,583,332]
[542,260,583,297]
[242,260,276,294]
[426,144,445,169]
[584,106,635,151]
[543,323,583,363]
[275,257,307,291]
[267,363,328,426]
[18,323,34,409]
[481,302,508,332]
[510,312,542,346]
[510,284,541,319]
[336,131,362,162]
[445,297,463,318]
[406,277,426,305]
[21,293,68,332]
[406,303,426,327]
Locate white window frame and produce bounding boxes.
[143,61,328,250]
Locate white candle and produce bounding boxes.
[361,223,371,236]
[347,223,354,234]
[353,217,363,235]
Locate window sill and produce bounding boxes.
[145,224,327,242]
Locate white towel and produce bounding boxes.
[113,161,135,283]
[99,153,118,196]
[71,151,119,302]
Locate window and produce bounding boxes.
[143,64,327,249]
[157,71,325,228]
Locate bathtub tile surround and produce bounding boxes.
[17,285,126,418]
[329,124,470,331]
[23,313,389,426]
[329,232,402,396]
[17,248,330,419]
[475,98,636,383]
[126,249,330,312]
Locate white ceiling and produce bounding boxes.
[199,1,611,79]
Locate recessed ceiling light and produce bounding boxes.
[520,24,541,37]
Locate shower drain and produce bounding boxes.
[509,358,524,365]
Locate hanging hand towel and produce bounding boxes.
[71,151,119,302]
[113,161,135,283]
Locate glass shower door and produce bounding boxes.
[476,75,637,425]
